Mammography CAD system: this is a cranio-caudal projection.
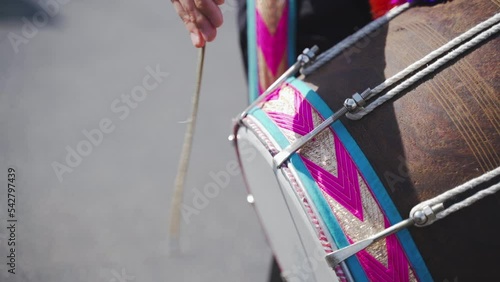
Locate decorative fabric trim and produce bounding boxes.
[247,0,297,103]
[244,116,348,281]
[247,78,433,282]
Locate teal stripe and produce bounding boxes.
[250,108,289,149]
[285,79,369,282]
[248,82,367,282]
[291,79,434,282]
[290,155,369,282]
[247,0,258,103]
[247,0,297,103]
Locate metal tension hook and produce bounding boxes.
[236,46,320,123]
[229,46,320,146]
[325,203,444,268]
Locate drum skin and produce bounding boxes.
[303,0,500,280]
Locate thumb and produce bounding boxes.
[190,30,206,48]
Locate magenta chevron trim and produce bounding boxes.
[301,156,364,221]
[260,84,418,282]
[244,117,348,282]
[355,231,410,282]
[256,7,288,76]
[254,0,290,95]
[264,86,315,135]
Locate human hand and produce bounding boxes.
[171,0,224,48]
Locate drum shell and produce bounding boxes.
[303,0,500,280]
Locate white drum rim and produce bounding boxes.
[234,115,347,282]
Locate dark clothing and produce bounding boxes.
[236,0,372,73]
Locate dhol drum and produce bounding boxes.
[232,1,500,281]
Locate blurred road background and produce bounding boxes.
[0,0,271,281]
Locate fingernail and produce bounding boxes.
[190,32,200,47]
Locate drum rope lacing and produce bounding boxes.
[411,166,500,223]
[301,3,411,76]
[272,12,500,167]
[326,166,500,268]
[346,13,500,120]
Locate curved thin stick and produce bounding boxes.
[168,46,205,253]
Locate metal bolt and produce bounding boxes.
[297,45,320,65]
[344,98,358,112]
[246,194,255,204]
[422,206,437,223]
[352,92,366,107]
[413,210,427,225]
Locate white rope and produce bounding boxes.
[411,167,500,221]
[438,183,500,219]
[301,3,411,76]
[351,13,500,111]
[325,168,499,265]
[347,14,500,120]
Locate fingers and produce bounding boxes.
[193,0,223,28]
[172,0,224,47]
[182,0,220,41]
[190,30,206,48]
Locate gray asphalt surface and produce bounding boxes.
[0,1,271,281]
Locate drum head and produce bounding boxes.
[236,117,340,282]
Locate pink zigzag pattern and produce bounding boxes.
[256,7,288,76]
[302,157,364,221]
[263,85,415,282]
[355,230,410,282]
[246,117,348,282]
[256,3,289,94]
[264,86,315,136]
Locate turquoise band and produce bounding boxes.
[249,77,433,282]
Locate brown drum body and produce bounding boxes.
[304,0,500,280]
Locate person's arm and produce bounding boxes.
[171,0,225,47]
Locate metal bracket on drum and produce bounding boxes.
[273,89,370,168]
[236,46,320,124]
[324,203,444,269]
[229,46,320,147]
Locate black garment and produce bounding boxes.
[236,0,372,74]
[234,1,372,281]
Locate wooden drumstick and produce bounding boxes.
[168,46,206,255]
